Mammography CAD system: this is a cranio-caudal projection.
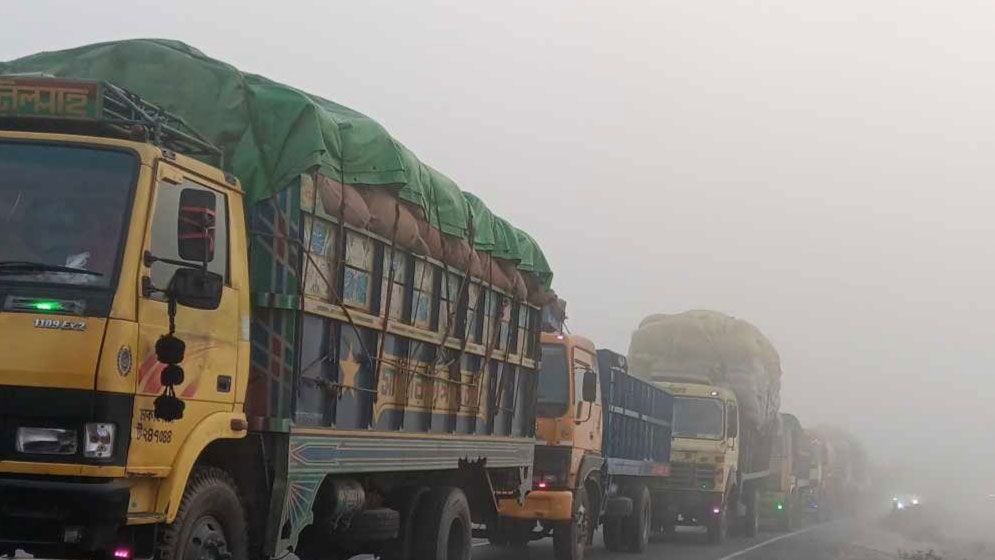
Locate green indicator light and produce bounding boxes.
[32,301,63,311]
[776,503,784,511]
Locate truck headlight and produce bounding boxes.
[83,423,116,459]
[16,427,78,455]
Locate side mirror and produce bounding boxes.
[582,369,598,403]
[177,188,217,264]
[727,407,739,439]
[169,268,223,310]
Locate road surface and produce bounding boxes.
[16,513,981,560]
[469,517,938,560]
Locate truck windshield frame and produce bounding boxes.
[672,396,725,440]
[0,140,138,296]
[537,343,570,417]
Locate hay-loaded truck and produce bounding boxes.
[627,310,782,543]
[494,336,673,560]
[757,413,817,530]
[809,426,870,518]
[0,40,559,560]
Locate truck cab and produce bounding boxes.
[0,77,250,558]
[495,332,603,560]
[655,381,745,542]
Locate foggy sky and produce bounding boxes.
[5,0,993,496]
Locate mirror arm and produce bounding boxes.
[143,250,206,272]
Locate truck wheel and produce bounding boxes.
[381,486,429,560]
[621,484,651,553]
[412,487,472,560]
[742,488,759,537]
[553,487,591,560]
[784,493,798,531]
[348,507,400,541]
[706,497,729,544]
[158,466,248,560]
[602,516,623,551]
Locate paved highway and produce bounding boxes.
[469,517,934,560]
[16,513,975,560]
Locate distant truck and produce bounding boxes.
[0,41,559,560]
[629,310,782,543]
[495,334,674,560]
[809,426,870,517]
[758,413,820,530]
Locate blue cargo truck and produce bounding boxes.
[597,348,675,553]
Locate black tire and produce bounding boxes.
[657,522,676,540]
[349,507,400,541]
[158,466,248,560]
[706,497,729,544]
[381,486,429,560]
[621,485,651,553]
[784,493,798,531]
[412,487,472,560]
[553,487,591,560]
[742,487,759,537]
[602,516,623,552]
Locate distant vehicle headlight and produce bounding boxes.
[911,498,919,506]
[896,502,905,510]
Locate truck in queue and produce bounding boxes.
[758,412,813,530]
[627,310,783,543]
[809,426,871,518]
[0,39,559,560]
[493,334,673,560]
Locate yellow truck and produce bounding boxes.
[628,310,783,543]
[494,334,674,560]
[0,40,558,560]
[758,413,811,530]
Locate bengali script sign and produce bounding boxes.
[0,77,101,119]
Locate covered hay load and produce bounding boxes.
[628,309,782,434]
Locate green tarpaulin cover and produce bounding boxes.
[1,39,552,287]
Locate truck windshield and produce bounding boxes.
[0,142,136,288]
[537,344,569,417]
[672,397,724,440]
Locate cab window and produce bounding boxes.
[727,401,738,438]
[537,344,569,417]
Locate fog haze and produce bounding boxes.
[5,0,993,498]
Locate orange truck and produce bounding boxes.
[492,334,674,560]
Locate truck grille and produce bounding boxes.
[664,461,717,490]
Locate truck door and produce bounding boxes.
[572,346,602,453]
[131,162,240,467]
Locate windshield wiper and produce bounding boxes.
[0,261,103,277]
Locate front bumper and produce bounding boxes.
[653,488,725,525]
[498,490,574,521]
[0,475,129,554]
